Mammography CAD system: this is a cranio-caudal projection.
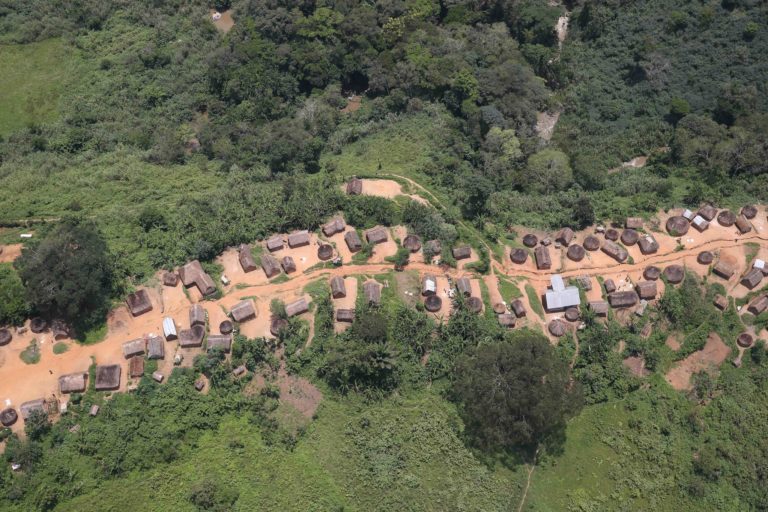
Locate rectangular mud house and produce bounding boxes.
[147,335,164,359]
[555,228,574,247]
[741,268,763,289]
[576,275,592,291]
[189,304,206,327]
[364,281,382,305]
[238,244,258,273]
[230,300,256,322]
[126,289,152,317]
[344,231,362,252]
[511,299,526,317]
[545,275,580,312]
[286,298,309,317]
[601,240,628,262]
[346,178,363,195]
[281,256,296,273]
[713,261,735,279]
[748,295,768,315]
[261,254,281,278]
[735,215,752,234]
[603,279,616,294]
[452,246,472,260]
[129,356,144,378]
[20,399,46,420]
[330,277,346,298]
[59,372,87,394]
[163,317,177,341]
[422,274,437,296]
[626,217,643,229]
[534,246,551,270]
[365,226,388,245]
[498,314,516,328]
[714,294,728,310]
[608,291,639,308]
[698,204,717,221]
[288,230,310,248]
[638,235,659,255]
[207,335,232,353]
[636,281,658,300]
[95,364,121,391]
[692,215,709,232]
[456,277,472,297]
[589,301,609,316]
[122,338,145,358]
[322,218,346,237]
[178,260,217,296]
[266,235,284,252]
[425,239,442,256]
[336,309,355,322]
[163,271,178,287]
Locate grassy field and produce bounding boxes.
[0,39,82,135]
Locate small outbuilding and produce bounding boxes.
[456,277,472,297]
[163,317,177,341]
[152,372,164,383]
[666,216,690,236]
[522,234,538,248]
[207,335,232,353]
[626,217,643,230]
[713,261,735,279]
[330,276,347,298]
[286,298,309,317]
[59,372,87,394]
[498,314,516,328]
[346,178,363,195]
[148,335,164,359]
[287,230,311,248]
[403,234,421,252]
[601,240,628,262]
[583,235,600,251]
[126,290,152,317]
[95,365,121,391]
[230,300,256,322]
[511,299,526,317]
[322,218,346,237]
[123,338,145,359]
[239,244,258,272]
[190,304,206,327]
[266,235,284,252]
[422,274,437,296]
[534,246,551,270]
[364,281,382,305]
[282,256,297,273]
[747,295,768,315]
[741,268,763,290]
[692,215,709,232]
[698,204,717,221]
[452,245,472,260]
[261,254,282,278]
[344,230,363,252]
[636,281,658,300]
[129,356,144,378]
[604,279,617,294]
[365,227,388,245]
[608,291,639,308]
[336,309,355,322]
[589,301,609,316]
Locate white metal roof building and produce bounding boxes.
[163,317,177,340]
[545,275,581,311]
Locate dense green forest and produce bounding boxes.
[1,0,768,510]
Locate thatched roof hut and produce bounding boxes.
[576,275,592,291]
[129,356,144,378]
[636,281,658,300]
[601,240,628,262]
[20,399,46,420]
[219,320,233,335]
[270,316,288,336]
[153,371,164,383]
[498,314,516,328]
[555,228,574,247]
[163,271,178,287]
[608,291,639,308]
[564,307,580,322]
[713,261,735,279]
[741,268,763,289]
[422,274,437,296]
[148,336,164,359]
[604,228,619,241]
[281,256,296,273]
[322,218,346,237]
[190,304,206,327]
[534,246,551,270]
[493,302,507,314]
[626,217,643,229]
[49,319,68,340]
[0,407,17,427]
[666,216,689,236]
[456,277,472,297]
[511,299,526,317]
[714,294,728,310]
[663,265,685,284]
[467,296,483,314]
[287,230,310,248]
[643,266,661,280]
[266,235,284,252]
[29,317,46,334]
[698,204,717,221]
[230,300,256,323]
[697,251,714,265]
[318,244,334,261]
[179,260,216,296]
[336,309,355,322]
[194,379,205,392]
[403,234,421,252]
[692,215,709,232]
[123,338,145,359]
[59,372,87,394]
[604,279,616,294]
[742,205,757,219]
[522,234,538,248]
[452,245,472,260]
[344,231,362,252]
[95,364,121,391]
[638,235,659,255]
[207,335,232,353]
[179,325,205,347]
[261,254,281,278]
[583,235,600,251]
[717,210,736,227]
[548,319,566,337]
[425,295,442,312]
[365,227,388,245]
[89,405,100,416]
[346,178,363,195]
[620,229,639,246]
[425,239,442,256]
[126,290,153,317]
[286,298,309,317]
[0,328,11,346]
[566,244,585,262]
[330,276,346,298]
[510,248,528,264]
[748,295,768,315]
[737,333,754,348]
[163,317,178,341]
[364,281,382,305]
[238,244,258,273]
[735,215,752,234]
[589,301,609,316]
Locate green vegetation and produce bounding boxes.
[0,264,29,326]
[525,283,545,319]
[19,339,40,365]
[52,342,69,355]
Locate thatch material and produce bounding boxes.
[620,229,639,246]
[238,244,258,273]
[626,217,643,229]
[129,356,144,378]
[266,235,284,252]
[555,228,574,246]
[190,304,206,327]
[643,266,661,280]
[636,281,658,300]
[318,244,334,261]
[741,268,763,289]
[179,325,205,347]
[666,216,690,236]
[89,405,100,416]
[95,364,121,391]
[336,309,355,322]
[344,230,363,252]
[403,234,421,252]
[717,210,736,227]
[713,261,735,280]
[748,295,768,315]
[59,372,87,393]
[270,316,288,336]
[735,215,752,234]
[737,333,754,348]
[286,298,309,317]
[714,294,728,311]
[422,274,437,296]
[601,240,628,262]
[364,281,382,305]
[493,303,507,314]
[194,379,205,391]
[604,279,616,294]
[30,317,47,333]
[219,320,233,334]
[511,299,526,317]
[49,319,68,340]
[697,251,714,265]
[467,297,483,314]
[425,295,442,312]
[589,301,609,316]
[548,319,566,337]
[261,254,281,278]
[162,271,178,286]
[330,276,347,298]
[510,248,528,264]
[604,228,619,241]
[456,277,472,297]
[287,230,310,248]
[365,227,388,244]
[583,235,600,251]
[741,205,758,219]
[638,235,659,255]
[522,234,538,248]
[346,178,363,195]
[230,300,256,322]
[281,256,297,273]
[566,244,585,262]
[0,328,11,345]
[564,307,580,322]
[126,289,153,317]
[152,371,164,383]
[20,399,46,420]
[663,265,685,284]
[322,218,346,237]
[534,246,551,270]
[179,260,216,296]
[608,291,639,308]
[0,407,17,427]
[498,314,516,328]
[207,335,232,353]
[576,275,592,291]
[698,204,717,221]
[452,246,472,260]
[425,239,442,256]
[122,338,145,358]
[148,336,164,359]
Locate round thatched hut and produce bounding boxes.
[467,297,483,314]
[219,320,233,335]
[566,244,586,262]
[425,295,442,312]
[643,266,661,280]
[510,249,528,264]
[620,229,639,246]
[742,205,757,219]
[583,235,600,251]
[0,328,11,346]
[317,244,334,261]
[564,307,580,322]
[493,303,507,314]
[270,317,288,337]
[716,210,736,227]
[737,333,754,348]
[403,234,422,253]
[548,319,566,337]
[666,216,689,236]
[664,264,685,284]
[30,318,47,333]
[0,407,17,427]
[522,234,538,248]
[604,228,619,241]
[697,251,714,265]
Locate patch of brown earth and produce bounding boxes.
[623,356,650,377]
[0,244,23,263]
[665,333,731,391]
[210,10,234,33]
[341,95,362,113]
